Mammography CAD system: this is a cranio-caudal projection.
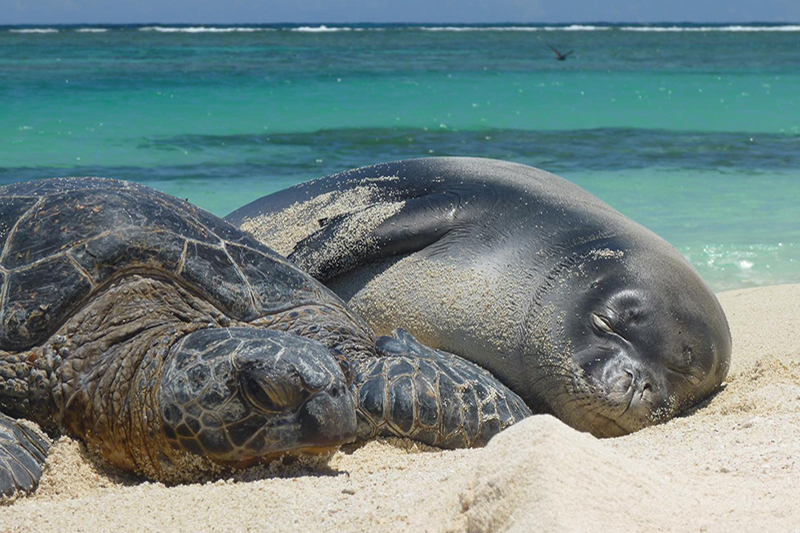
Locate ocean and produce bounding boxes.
[1,23,798,291]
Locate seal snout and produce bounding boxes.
[603,364,659,420]
[605,366,634,400]
[625,369,656,416]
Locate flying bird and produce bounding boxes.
[547,44,574,61]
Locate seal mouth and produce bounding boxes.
[592,380,666,437]
[553,366,668,438]
[558,394,633,438]
[585,412,630,438]
[577,403,660,438]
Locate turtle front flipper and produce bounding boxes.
[351,329,532,448]
[0,412,50,500]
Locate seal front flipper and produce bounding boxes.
[0,413,50,500]
[290,192,463,281]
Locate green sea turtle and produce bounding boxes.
[227,157,732,438]
[0,177,530,500]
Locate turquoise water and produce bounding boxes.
[1,23,798,290]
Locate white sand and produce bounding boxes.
[2,284,799,532]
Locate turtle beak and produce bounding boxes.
[299,381,357,446]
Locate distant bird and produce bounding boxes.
[547,44,574,61]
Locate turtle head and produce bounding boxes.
[157,327,356,474]
[524,237,731,437]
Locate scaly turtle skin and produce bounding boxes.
[0,178,530,500]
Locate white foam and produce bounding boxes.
[9,28,59,33]
[421,26,539,32]
[418,24,799,32]
[548,24,611,31]
[419,25,609,32]
[620,25,800,32]
[10,24,800,35]
[138,26,273,33]
[290,25,362,32]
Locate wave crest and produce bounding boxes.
[138,26,273,33]
[9,28,59,33]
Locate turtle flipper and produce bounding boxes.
[289,192,463,281]
[0,413,50,499]
[351,329,531,448]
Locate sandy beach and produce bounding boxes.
[2,284,798,532]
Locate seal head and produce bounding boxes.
[527,237,731,437]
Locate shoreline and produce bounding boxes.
[2,284,799,532]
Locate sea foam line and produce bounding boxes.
[619,25,800,32]
[290,25,366,32]
[138,26,274,33]
[420,25,609,32]
[419,24,800,32]
[12,24,800,35]
[9,28,59,33]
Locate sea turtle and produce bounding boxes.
[0,177,530,500]
[227,157,732,438]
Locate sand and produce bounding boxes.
[2,284,799,532]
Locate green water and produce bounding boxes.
[1,23,798,290]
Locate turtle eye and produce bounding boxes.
[591,312,617,336]
[240,374,285,413]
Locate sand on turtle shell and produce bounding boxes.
[2,284,800,532]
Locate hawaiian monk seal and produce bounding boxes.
[226,157,732,437]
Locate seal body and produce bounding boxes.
[228,157,732,437]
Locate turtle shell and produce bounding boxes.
[0,177,341,352]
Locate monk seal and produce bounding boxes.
[226,157,732,437]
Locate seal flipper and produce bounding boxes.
[0,412,50,499]
[350,329,531,448]
[290,192,463,281]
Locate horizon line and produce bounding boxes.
[3,20,800,26]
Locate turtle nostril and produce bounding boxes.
[329,384,342,399]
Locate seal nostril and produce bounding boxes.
[608,369,635,397]
[640,381,654,404]
[623,369,634,390]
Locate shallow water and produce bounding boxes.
[1,23,798,290]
